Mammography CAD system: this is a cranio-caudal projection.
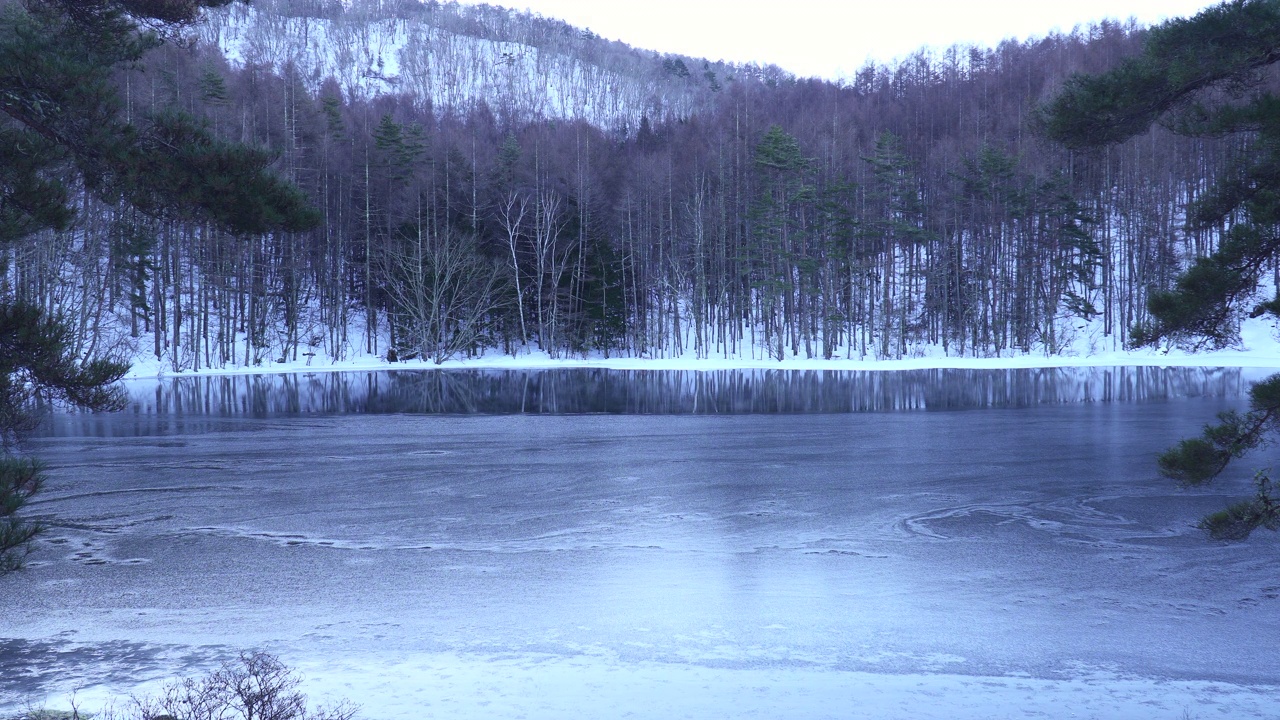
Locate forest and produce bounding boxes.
[0,0,1257,370]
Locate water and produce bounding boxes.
[4,367,1279,718]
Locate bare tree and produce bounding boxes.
[131,651,357,720]
[496,191,530,344]
[531,189,573,353]
[381,228,509,364]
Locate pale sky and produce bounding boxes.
[460,0,1223,80]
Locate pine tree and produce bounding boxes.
[751,125,815,359]
[1041,0,1280,539]
[0,1,317,239]
[862,131,931,358]
[0,0,319,573]
[0,304,128,572]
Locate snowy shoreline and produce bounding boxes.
[117,315,1280,380]
[122,345,1280,380]
[30,657,1280,720]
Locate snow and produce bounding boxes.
[121,312,1280,379]
[235,658,1280,720]
[31,658,1280,720]
[199,3,702,129]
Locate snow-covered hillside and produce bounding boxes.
[199,0,747,129]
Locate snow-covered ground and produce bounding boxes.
[199,2,704,130]
[122,313,1280,379]
[34,657,1280,720]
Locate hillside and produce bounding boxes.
[199,0,760,130]
[1,0,1266,374]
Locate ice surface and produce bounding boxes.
[3,368,1280,719]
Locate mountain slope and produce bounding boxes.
[199,0,765,129]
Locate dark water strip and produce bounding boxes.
[38,366,1261,432]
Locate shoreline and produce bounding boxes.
[121,349,1280,380]
[119,313,1280,380]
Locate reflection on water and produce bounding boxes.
[70,366,1257,423]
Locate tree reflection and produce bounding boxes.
[99,366,1250,419]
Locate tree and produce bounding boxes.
[381,227,508,364]
[132,651,358,720]
[1040,0,1280,539]
[0,303,129,573]
[751,125,816,359]
[0,1,317,239]
[0,0,319,573]
[862,131,931,359]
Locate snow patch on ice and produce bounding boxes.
[29,653,1280,720]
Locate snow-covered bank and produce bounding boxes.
[39,655,1280,720]
[121,315,1280,379]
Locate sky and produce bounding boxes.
[457,0,1223,80]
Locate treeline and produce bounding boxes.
[0,10,1251,369]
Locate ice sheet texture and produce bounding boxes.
[4,368,1279,719]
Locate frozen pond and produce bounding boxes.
[4,367,1280,719]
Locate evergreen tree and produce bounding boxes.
[751,125,815,359]
[0,304,128,573]
[862,131,931,358]
[0,1,317,239]
[0,0,319,573]
[1041,0,1280,539]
